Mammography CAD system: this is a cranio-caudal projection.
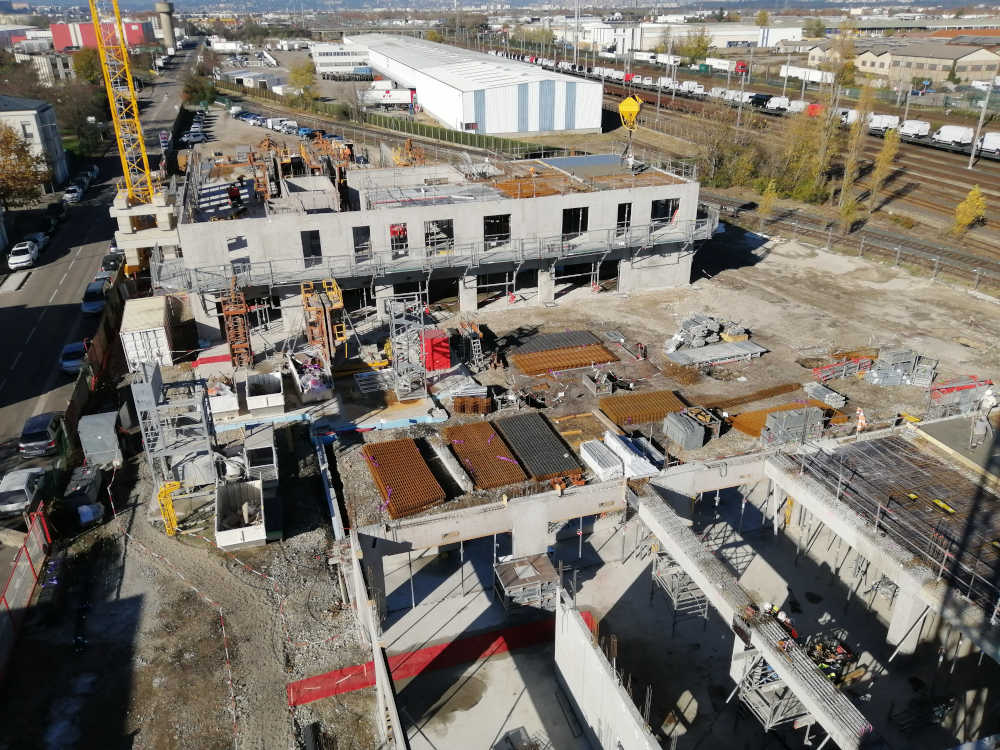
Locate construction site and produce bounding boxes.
[4,15,1000,750]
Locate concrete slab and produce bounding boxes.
[917,417,1000,486]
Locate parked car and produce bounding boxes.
[0,468,45,517]
[100,252,123,273]
[59,340,88,375]
[23,231,49,252]
[19,412,62,457]
[81,279,110,314]
[62,184,84,203]
[8,241,39,270]
[180,132,207,145]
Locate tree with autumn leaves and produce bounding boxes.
[0,125,50,209]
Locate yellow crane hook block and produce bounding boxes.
[619,96,642,131]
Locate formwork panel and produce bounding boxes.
[492,412,582,481]
[513,330,600,355]
[599,390,686,428]
[443,422,527,489]
[362,438,446,519]
[511,344,618,376]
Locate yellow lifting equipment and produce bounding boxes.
[619,96,642,163]
[157,481,182,536]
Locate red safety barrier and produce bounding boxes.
[286,611,595,707]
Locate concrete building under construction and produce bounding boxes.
[153,144,717,345]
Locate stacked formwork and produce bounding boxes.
[759,407,824,447]
[927,376,994,418]
[494,553,560,613]
[803,382,846,408]
[580,439,624,481]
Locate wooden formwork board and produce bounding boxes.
[702,383,802,411]
[730,399,849,438]
[443,422,527,490]
[599,390,686,428]
[511,344,618,376]
[362,438,446,519]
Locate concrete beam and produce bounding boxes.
[359,480,627,550]
[638,488,874,750]
[650,454,768,498]
[765,456,1000,664]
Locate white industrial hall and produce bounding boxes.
[344,34,602,136]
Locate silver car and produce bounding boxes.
[0,468,45,517]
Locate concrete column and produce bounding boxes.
[887,591,929,656]
[359,538,388,622]
[374,282,394,323]
[536,266,555,306]
[768,479,779,535]
[458,273,478,313]
[512,500,548,557]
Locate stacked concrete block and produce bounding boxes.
[603,430,659,478]
[580,440,625,481]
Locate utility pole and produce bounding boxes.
[736,61,748,127]
[969,85,992,169]
[782,51,791,96]
[902,88,912,123]
[574,0,580,66]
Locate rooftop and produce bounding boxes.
[0,94,49,113]
[345,33,599,93]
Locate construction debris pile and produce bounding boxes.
[665,313,749,352]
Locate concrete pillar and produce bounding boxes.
[359,538,387,622]
[374,282,394,323]
[537,265,555,306]
[768,479,779,535]
[887,591,929,656]
[617,251,690,294]
[512,501,548,557]
[155,1,176,49]
[458,273,478,313]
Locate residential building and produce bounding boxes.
[13,50,75,86]
[0,94,68,186]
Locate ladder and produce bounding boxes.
[157,481,181,536]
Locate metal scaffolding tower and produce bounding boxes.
[301,279,347,364]
[221,278,253,368]
[731,651,813,736]
[652,551,709,633]
[131,361,214,491]
[385,292,427,400]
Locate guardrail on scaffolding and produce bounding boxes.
[154,217,717,295]
[0,505,51,678]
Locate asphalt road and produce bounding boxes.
[0,47,197,466]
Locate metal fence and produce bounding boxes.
[0,506,51,677]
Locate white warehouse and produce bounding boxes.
[344,34,602,136]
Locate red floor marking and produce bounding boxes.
[286,611,594,707]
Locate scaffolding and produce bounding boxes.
[652,551,709,633]
[385,292,427,400]
[494,554,560,613]
[221,278,253,368]
[301,279,347,364]
[732,651,813,736]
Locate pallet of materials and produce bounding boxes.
[664,340,767,367]
[492,412,582,481]
[599,390,686,427]
[510,344,618,376]
[443,422,527,489]
[580,440,624,481]
[452,395,492,415]
[512,330,600,354]
[362,439,446,519]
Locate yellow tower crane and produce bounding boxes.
[89,0,155,204]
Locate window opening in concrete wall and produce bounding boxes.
[651,198,680,229]
[390,222,409,258]
[562,206,589,240]
[484,214,511,249]
[352,226,371,262]
[424,219,455,252]
[616,202,632,236]
[300,230,322,268]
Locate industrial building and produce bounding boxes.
[149,147,713,344]
[308,41,371,79]
[550,21,804,53]
[344,34,602,135]
[50,20,154,51]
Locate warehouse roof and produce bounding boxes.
[891,42,999,59]
[345,34,596,93]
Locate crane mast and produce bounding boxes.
[88,0,154,204]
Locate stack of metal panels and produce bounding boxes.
[664,412,706,450]
[603,431,659,478]
[580,440,624,481]
[633,436,666,469]
[513,330,600,354]
[493,412,582,480]
[867,348,938,388]
[802,382,847,408]
[911,356,939,389]
[760,407,824,447]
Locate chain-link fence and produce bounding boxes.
[0,506,51,677]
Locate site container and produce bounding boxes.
[120,296,173,372]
